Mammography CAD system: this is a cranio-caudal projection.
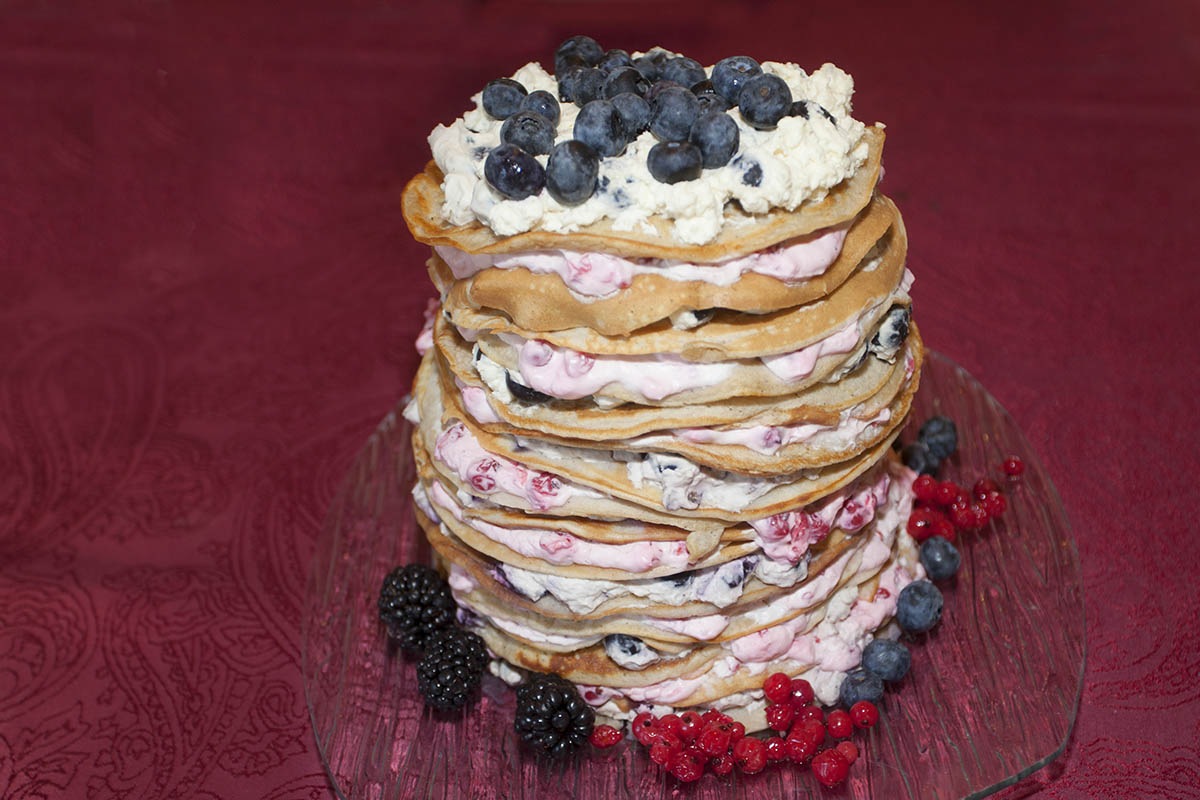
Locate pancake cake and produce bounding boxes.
[398,38,926,736]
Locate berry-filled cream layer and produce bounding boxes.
[429,60,869,245]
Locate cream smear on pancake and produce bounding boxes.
[433,223,848,299]
[429,61,867,245]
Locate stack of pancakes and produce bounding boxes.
[400,97,923,732]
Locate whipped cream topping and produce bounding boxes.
[623,451,784,513]
[760,318,859,381]
[429,61,868,245]
[434,223,848,300]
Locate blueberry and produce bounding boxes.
[712,56,762,104]
[545,140,600,205]
[632,49,670,81]
[669,570,695,587]
[788,100,838,123]
[603,633,645,658]
[611,92,651,139]
[554,35,603,75]
[596,48,633,73]
[861,639,911,682]
[870,305,911,360]
[556,65,585,102]
[573,100,627,157]
[694,90,730,114]
[520,90,561,126]
[901,441,940,476]
[644,79,684,104]
[484,144,545,200]
[603,66,649,99]
[482,78,527,120]
[918,416,958,461]
[649,86,700,142]
[569,68,607,107]
[647,141,702,184]
[689,111,739,168]
[690,79,715,94]
[738,73,792,130]
[506,371,553,403]
[838,669,884,709]
[920,536,962,582]
[739,159,762,187]
[500,111,556,156]
[662,56,706,89]
[896,580,944,634]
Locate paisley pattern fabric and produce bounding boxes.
[1,1,1197,798]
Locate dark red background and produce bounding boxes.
[2,1,1198,797]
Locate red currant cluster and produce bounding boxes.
[761,673,876,787]
[907,455,1023,543]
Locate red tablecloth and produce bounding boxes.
[2,1,1198,797]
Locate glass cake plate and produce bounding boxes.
[301,351,1085,800]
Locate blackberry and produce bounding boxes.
[377,564,456,651]
[514,674,595,757]
[416,627,488,710]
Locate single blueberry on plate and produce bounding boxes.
[569,68,607,107]
[838,669,884,709]
[738,73,792,130]
[500,111,556,156]
[603,66,649,99]
[662,56,706,89]
[596,48,633,73]
[689,111,739,168]
[611,92,651,139]
[919,415,958,461]
[647,141,703,184]
[545,140,600,205]
[920,536,962,582]
[520,90,561,126]
[554,35,603,75]
[506,371,553,403]
[712,55,762,104]
[861,639,911,682]
[574,99,627,157]
[694,90,730,114]
[901,441,940,476]
[484,143,545,200]
[482,78,527,120]
[896,580,944,634]
[649,86,700,142]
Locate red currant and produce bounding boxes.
[764,736,788,762]
[632,712,658,746]
[1002,455,1025,476]
[726,720,746,745]
[710,752,735,776]
[799,704,824,723]
[949,503,975,530]
[982,491,1007,518]
[763,672,792,705]
[678,710,704,743]
[669,748,705,782]
[826,709,853,739]
[649,739,679,766]
[789,718,826,747]
[786,734,818,764]
[972,478,1000,501]
[912,474,939,502]
[697,721,733,757]
[930,512,957,542]
[906,507,938,542]
[733,736,767,774]
[701,708,729,725]
[590,724,622,748]
[850,700,880,729]
[812,748,851,787]
[788,677,815,708]
[934,480,960,506]
[765,702,795,732]
[836,740,859,764]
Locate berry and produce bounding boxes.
[644,79,684,104]
[920,536,962,581]
[732,736,767,773]
[610,92,651,139]
[764,736,788,762]
[647,141,703,184]
[656,713,682,737]
[972,478,1000,501]
[896,580,944,633]
[603,66,649,99]
[870,305,911,359]
[1003,455,1026,476]
[738,73,792,130]
[500,110,556,156]
[711,55,762,104]
[545,140,599,206]
[791,100,837,124]
[918,416,958,460]
[569,68,607,107]
[934,480,962,506]
[765,702,795,732]
[377,564,456,651]
[574,100,627,157]
[913,474,939,502]
[648,740,675,766]
[662,56,706,88]
[786,734,818,764]
[763,672,792,705]
[484,144,545,200]
[632,711,658,746]
[689,111,739,167]
[710,752,734,776]
[590,724,622,748]
[700,708,729,725]
[554,35,603,75]
[901,441,940,476]
[812,748,851,787]
[850,700,880,729]
[862,638,912,682]
[839,669,884,708]
[907,507,940,542]
[799,704,824,723]
[678,710,704,743]
[698,721,735,756]
[505,371,553,403]
[930,512,957,542]
[669,748,705,782]
[649,86,700,142]
[415,627,488,710]
[513,674,595,757]
[788,677,815,708]
[520,90,560,126]
[790,718,827,746]
[836,740,859,764]
[694,90,729,114]
[982,491,1007,517]
[596,48,633,73]
[482,78,527,120]
[632,49,669,81]
[827,709,853,739]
